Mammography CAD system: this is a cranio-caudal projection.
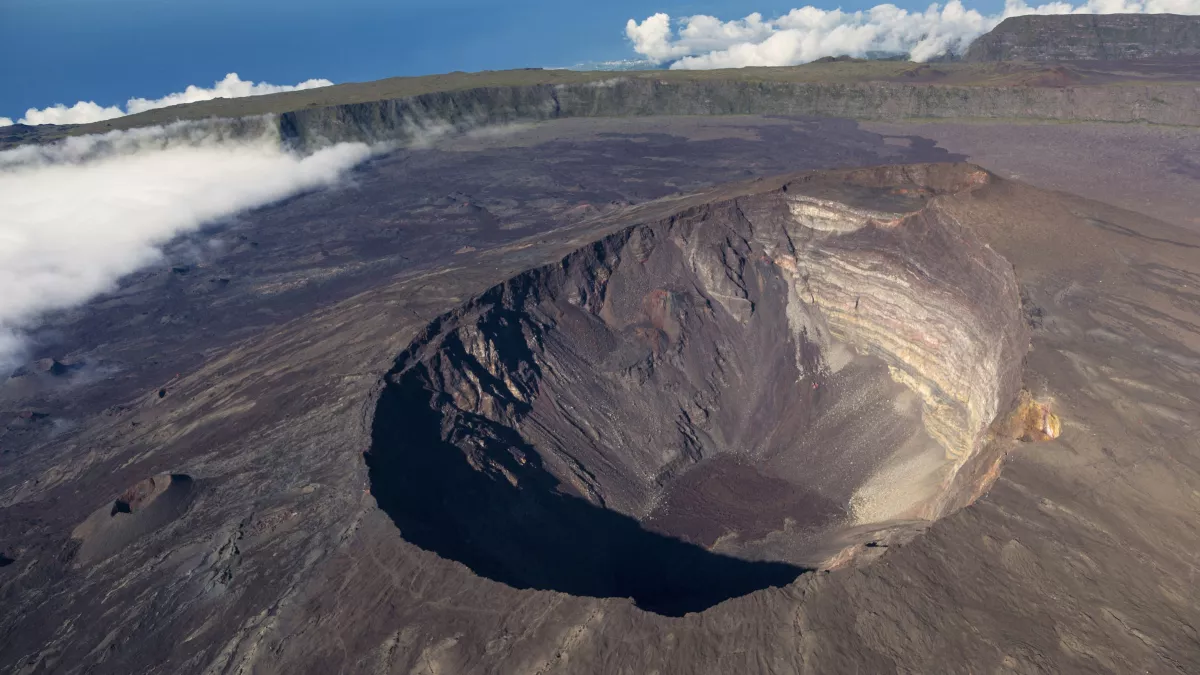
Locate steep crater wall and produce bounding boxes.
[279,79,1200,150]
[965,13,1200,62]
[366,164,1028,615]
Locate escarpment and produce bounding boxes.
[8,66,1199,153]
[965,13,1200,62]
[365,164,1028,615]
[277,79,1200,150]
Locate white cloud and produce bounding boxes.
[1,73,333,127]
[0,120,370,365]
[12,101,126,127]
[124,73,334,114]
[626,0,1200,68]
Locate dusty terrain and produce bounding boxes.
[2,105,1200,675]
[863,120,1200,232]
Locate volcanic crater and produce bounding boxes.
[366,164,1029,616]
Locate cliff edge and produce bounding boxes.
[964,13,1200,62]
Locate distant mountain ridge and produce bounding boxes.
[964,13,1200,62]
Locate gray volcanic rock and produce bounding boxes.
[965,13,1200,62]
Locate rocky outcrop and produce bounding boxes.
[366,163,1027,615]
[964,13,1200,62]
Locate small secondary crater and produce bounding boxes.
[71,473,195,566]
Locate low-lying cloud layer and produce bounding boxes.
[0,121,369,365]
[0,73,333,127]
[626,0,1200,68]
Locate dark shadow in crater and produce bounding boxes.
[365,363,807,617]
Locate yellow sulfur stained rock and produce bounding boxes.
[1001,390,1062,442]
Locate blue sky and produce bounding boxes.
[1,0,1014,117]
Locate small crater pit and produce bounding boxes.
[71,473,195,566]
[367,164,1029,615]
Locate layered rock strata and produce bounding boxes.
[965,13,1200,62]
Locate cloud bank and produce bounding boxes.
[1,73,333,127]
[0,121,369,365]
[626,0,1200,68]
